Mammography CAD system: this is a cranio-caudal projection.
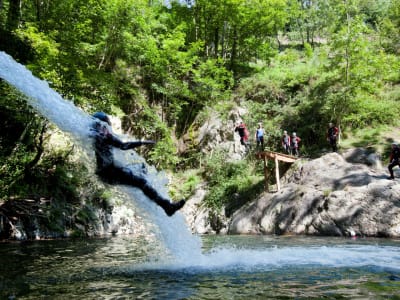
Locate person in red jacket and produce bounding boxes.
[235,121,250,148]
[327,123,339,152]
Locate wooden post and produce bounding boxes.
[264,156,268,191]
[275,156,280,191]
[256,150,297,193]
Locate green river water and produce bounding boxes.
[1,235,399,299]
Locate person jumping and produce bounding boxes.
[90,112,185,216]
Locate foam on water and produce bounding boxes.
[131,244,400,272]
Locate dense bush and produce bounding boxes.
[202,150,264,211]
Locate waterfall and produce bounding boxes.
[0,51,202,261]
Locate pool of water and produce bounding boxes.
[1,235,399,299]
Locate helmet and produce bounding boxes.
[292,132,296,136]
[92,111,111,125]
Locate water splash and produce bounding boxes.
[130,244,400,272]
[0,51,202,259]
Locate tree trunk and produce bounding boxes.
[6,0,22,30]
[213,27,219,57]
[229,27,238,71]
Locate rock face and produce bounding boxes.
[0,195,146,240]
[228,151,400,237]
[181,183,229,234]
[179,106,249,161]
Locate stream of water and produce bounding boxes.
[1,51,400,299]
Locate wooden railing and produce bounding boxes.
[255,150,298,192]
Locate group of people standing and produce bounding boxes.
[234,121,306,157]
[235,121,338,157]
[281,130,301,156]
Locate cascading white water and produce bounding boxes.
[0,51,202,260]
[0,52,92,145]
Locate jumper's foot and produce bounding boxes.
[164,199,186,216]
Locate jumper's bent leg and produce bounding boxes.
[120,167,185,216]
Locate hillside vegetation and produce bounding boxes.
[1,0,400,227]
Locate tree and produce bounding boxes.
[322,0,399,130]
[379,0,400,54]
[170,0,288,72]
[287,0,336,47]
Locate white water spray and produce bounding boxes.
[0,51,202,260]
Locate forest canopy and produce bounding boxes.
[1,0,399,180]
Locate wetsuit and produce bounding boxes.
[388,145,400,179]
[90,119,184,216]
[327,126,339,152]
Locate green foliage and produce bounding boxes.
[342,96,400,128]
[169,169,202,201]
[235,49,321,150]
[149,135,180,170]
[15,24,61,86]
[203,150,263,210]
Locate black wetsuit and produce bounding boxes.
[90,120,183,216]
[388,146,400,179]
[327,126,338,152]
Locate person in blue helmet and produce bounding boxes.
[90,112,185,216]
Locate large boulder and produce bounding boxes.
[228,152,400,237]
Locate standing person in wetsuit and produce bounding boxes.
[291,132,301,156]
[281,130,291,154]
[90,112,185,216]
[235,121,249,148]
[327,123,339,152]
[255,123,265,150]
[388,143,400,180]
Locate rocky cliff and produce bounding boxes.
[224,150,400,237]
